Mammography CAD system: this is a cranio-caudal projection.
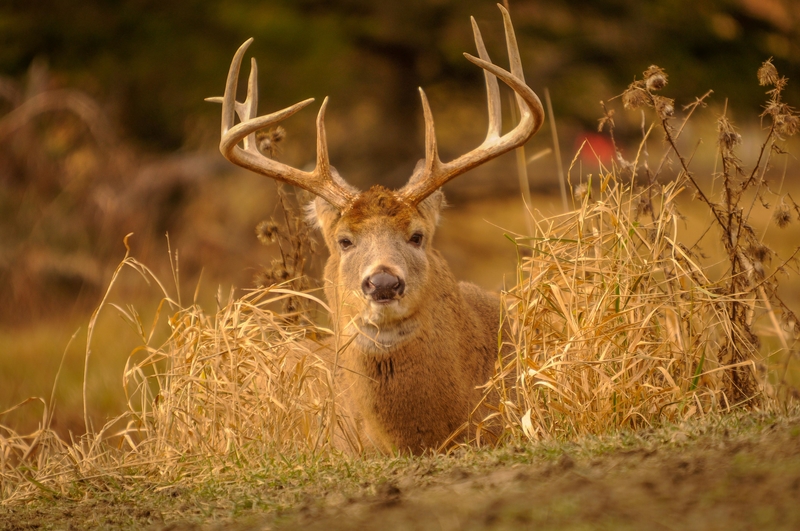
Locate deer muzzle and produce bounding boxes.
[362,270,405,303]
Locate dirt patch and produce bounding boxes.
[286,422,800,531]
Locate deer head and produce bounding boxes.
[208,4,544,344]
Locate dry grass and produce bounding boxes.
[121,283,359,461]
[492,175,783,440]
[488,60,800,442]
[1,233,362,503]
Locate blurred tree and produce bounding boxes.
[2,0,796,164]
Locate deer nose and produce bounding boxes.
[362,271,405,302]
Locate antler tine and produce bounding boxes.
[233,57,260,152]
[244,57,260,146]
[418,88,439,176]
[207,39,355,210]
[315,97,333,180]
[499,5,527,115]
[400,4,545,206]
[471,16,502,142]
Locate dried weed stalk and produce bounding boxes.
[254,184,319,319]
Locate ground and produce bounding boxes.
[2,412,799,530]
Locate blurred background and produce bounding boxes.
[1,0,799,434]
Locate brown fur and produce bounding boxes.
[343,186,415,229]
[309,184,502,454]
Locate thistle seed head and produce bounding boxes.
[717,116,741,150]
[745,242,770,264]
[774,199,792,228]
[622,84,649,110]
[757,58,779,86]
[776,112,800,137]
[644,65,668,91]
[254,260,292,288]
[573,183,588,201]
[654,96,675,119]
[256,219,280,245]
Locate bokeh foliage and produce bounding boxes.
[2,0,797,157]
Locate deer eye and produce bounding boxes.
[408,232,424,247]
[338,237,353,251]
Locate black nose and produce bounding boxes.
[362,271,405,301]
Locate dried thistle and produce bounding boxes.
[253,269,272,288]
[256,126,287,158]
[745,241,771,264]
[757,58,779,86]
[254,259,293,288]
[622,83,649,110]
[256,219,280,245]
[270,258,292,280]
[653,95,675,119]
[775,111,800,137]
[762,100,783,118]
[573,183,588,201]
[765,77,789,102]
[717,115,742,151]
[774,198,792,228]
[644,65,668,91]
[760,67,799,137]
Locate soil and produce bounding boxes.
[2,416,799,530]
[283,422,800,531]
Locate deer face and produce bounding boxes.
[210,6,543,337]
[309,185,443,329]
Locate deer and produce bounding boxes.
[207,4,544,454]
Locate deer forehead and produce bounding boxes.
[337,186,425,235]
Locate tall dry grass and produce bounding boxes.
[1,240,362,503]
[493,176,768,440]
[488,60,800,442]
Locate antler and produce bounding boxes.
[399,4,545,205]
[206,38,355,210]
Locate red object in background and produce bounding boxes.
[574,133,616,167]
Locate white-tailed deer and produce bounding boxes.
[208,4,544,454]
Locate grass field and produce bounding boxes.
[3,60,800,530]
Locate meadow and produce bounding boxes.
[2,56,800,530]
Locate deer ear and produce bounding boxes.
[305,196,339,232]
[305,166,358,231]
[417,190,445,225]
